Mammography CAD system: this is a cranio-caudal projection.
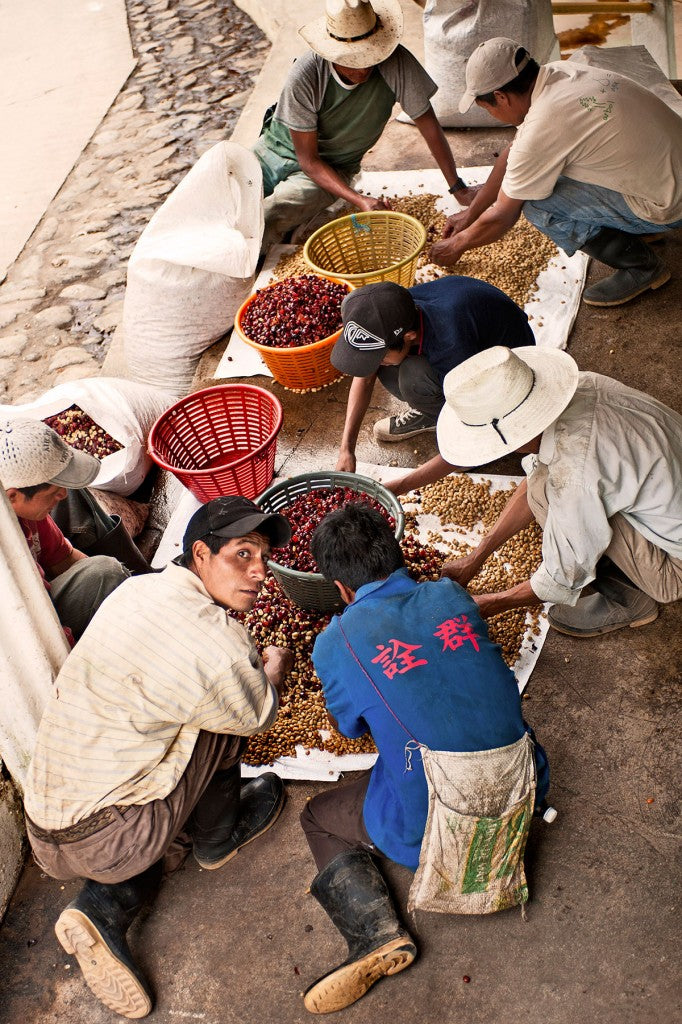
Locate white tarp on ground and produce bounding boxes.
[214,166,589,381]
[153,464,549,781]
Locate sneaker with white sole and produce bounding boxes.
[373,408,438,442]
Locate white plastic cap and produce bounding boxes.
[542,805,558,824]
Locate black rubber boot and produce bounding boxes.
[192,770,285,870]
[54,862,161,1019]
[548,558,658,637]
[303,849,417,1014]
[581,228,670,306]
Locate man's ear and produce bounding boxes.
[334,580,356,605]
[5,487,19,508]
[190,539,210,570]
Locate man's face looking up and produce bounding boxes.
[190,532,271,612]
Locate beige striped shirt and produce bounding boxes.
[24,563,278,830]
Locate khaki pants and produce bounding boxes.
[50,555,129,641]
[527,466,682,604]
[26,731,245,884]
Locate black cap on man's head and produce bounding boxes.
[331,282,418,377]
[182,495,291,557]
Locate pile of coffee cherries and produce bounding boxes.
[271,486,396,573]
[240,274,349,349]
[43,405,123,460]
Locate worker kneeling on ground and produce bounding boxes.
[431,37,682,306]
[436,347,682,636]
[23,496,294,1019]
[300,503,549,1013]
[333,276,534,489]
[0,417,129,643]
[253,0,476,251]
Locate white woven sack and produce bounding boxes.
[0,377,175,496]
[123,141,264,395]
[419,0,559,128]
[408,732,536,915]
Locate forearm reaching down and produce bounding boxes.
[384,454,460,497]
[473,579,542,619]
[291,130,391,211]
[412,106,478,208]
[336,374,377,472]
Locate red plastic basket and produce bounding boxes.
[148,384,283,502]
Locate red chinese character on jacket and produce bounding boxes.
[434,614,481,653]
[371,639,428,679]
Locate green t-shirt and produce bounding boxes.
[262,46,436,174]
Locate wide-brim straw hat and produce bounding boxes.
[299,0,403,69]
[436,346,579,467]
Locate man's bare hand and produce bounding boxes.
[442,211,472,239]
[335,450,356,474]
[455,184,482,208]
[356,194,393,213]
[262,646,295,692]
[430,236,465,268]
[441,554,480,589]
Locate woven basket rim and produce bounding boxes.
[148,383,283,478]
[234,274,353,355]
[257,471,405,583]
[303,211,427,283]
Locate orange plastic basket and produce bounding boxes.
[233,274,353,392]
[148,384,283,503]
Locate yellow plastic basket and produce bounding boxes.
[303,211,427,288]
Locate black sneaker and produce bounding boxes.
[373,408,437,442]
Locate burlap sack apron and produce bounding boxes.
[338,623,536,916]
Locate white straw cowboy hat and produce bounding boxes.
[437,346,579,467]
[0,417,100,490]
[299,0,404,69]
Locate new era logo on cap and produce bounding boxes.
[344,321,386,351]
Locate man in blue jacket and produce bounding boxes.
[300,503,548,1013]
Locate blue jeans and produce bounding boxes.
[523,176,682,256]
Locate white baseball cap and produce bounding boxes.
[0,417,100,490]
[459,37,531,113]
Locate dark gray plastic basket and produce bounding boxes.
[256,471,405,612]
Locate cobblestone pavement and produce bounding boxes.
[0,0,269,406]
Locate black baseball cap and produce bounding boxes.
[331,282,419,377]
[182,496,291,556]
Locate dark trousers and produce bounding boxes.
[377,356,443,419]
[300,772,379,872]
[27,731,245,883]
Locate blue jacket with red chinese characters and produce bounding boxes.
[312,568,549,870]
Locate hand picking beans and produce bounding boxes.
[240,275,349,349]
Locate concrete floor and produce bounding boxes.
[1,110,680,1022]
